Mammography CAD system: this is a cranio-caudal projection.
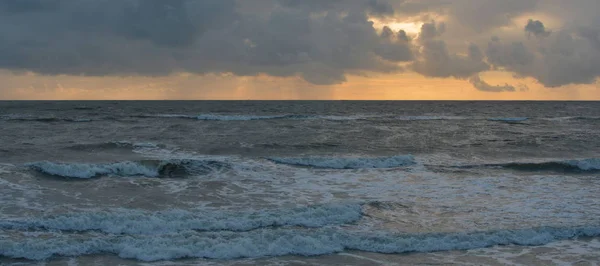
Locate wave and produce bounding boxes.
[458,158,600,173]
[488,117,529,122]
[573,116,600,121]
[256,142,341,150]
[2,225,598,261]
[542,116,600,121]
[0,203,362,234]
[65,141,161,151]
[2,115,93,123]
[268,155,416,169]
[135,114,312,121]
[495,158,600,172]
[26,159,230,179]
[395,116,466,121]
[134,114,380,121]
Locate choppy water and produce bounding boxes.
[1,101,599,265]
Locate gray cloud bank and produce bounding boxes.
[0,0,599,90]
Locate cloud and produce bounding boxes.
[468,75,516,92]
[418,21,446,41]
[279,0,394,17]
[0,0,418,85]
[452,0,538,32]
[1,0,600,91]
[486,23,600,87]
[525,19,551,38]
[410,22,489,79]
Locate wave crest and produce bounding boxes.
[26,159,230,179]
[0,203,363,234]
[268,155,416,169]
[135,114,381,121]
[484,158,600,172]
[65,141,160,151]
[136,114,311,121]
[2,115,92,123]
[454,158,600,173]
[2,226,598,261]
[488,117,528,122]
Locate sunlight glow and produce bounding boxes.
[371,18,423,35]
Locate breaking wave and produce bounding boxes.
[1,226,598,261]
[268,155,416,169]
[26,159,230,179]
[0,203,363,234]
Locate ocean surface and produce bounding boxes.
[1,101,599,266]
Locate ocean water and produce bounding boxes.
[0,101,599,266]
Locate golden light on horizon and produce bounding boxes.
[3,70,598,101]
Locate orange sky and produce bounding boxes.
[2,71,598,100]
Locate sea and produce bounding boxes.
[0,101,599,266]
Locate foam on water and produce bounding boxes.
[0,164,14,174]
[25,159,230,179]
[26,161,158,179]
[268,155,416,169]
[565,158,600,171]
[2,226,599,261]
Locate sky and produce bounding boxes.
[1,0,599,100]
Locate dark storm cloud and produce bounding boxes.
[0,0,416,85]
[525,19,551,38]
[1,0,600,90]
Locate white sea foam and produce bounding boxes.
[565,158,600,171]
[268,155,415,169]
[26,161,159,179]
[0,163,14,174]
[0,204,363,234]
[1,226,598,261]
